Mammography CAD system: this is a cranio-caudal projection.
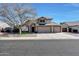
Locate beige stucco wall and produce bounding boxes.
[21,26,28,31]
[61,24,68,28]
[46,20,51,23]
[25,20,37,32]
[51,26,54,32]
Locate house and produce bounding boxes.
[60,21,79,33]
[23,17,61,33]
[0,21,10,32]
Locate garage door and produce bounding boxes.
[53,26,61,33]
[37,26,51,33]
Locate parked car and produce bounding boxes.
[4,27,13,33]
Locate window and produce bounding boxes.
[42,20,45,22]
[40,20,45,22]
[40,20,43,22]
[38,20,46,25]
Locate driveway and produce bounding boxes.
[0,32,79,40]
[65,32,79,37]
[36,32,79,39]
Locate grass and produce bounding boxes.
[19,31,36,37]
[17,31,30,34]
[21,31,31,34]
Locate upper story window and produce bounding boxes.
[40,20,45,22]
[38,20,46,25]
[37,17,52,25]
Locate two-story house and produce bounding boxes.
[22,17,61,33]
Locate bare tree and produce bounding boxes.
[0,3,36,34]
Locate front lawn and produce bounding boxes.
[21,31,31,34]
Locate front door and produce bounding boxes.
[32,27,35,32]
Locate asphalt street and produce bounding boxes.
[0,40,79,56]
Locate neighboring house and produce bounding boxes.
[23,17,61,33]
[0,21,10,31]
[61,21,79,33]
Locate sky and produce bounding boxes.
[31,3,79,23]
[0,3,79,24]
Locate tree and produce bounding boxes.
[0,3,36,34]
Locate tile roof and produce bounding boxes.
[62,21,79,26]
[36,22,60,26]
[36,16,52,20]
[46,22,60,26]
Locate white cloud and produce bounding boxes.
[70,3,79,7]
[63,3,79,7]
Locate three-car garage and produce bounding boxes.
[35,25,61,33]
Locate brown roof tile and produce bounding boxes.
[62,21,79,26]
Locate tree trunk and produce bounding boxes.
[19,28,22,35]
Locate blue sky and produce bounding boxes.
[0,3,79,23]
[31,3,79,23]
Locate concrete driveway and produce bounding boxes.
[0,32,79,40]
[36,32,79,39]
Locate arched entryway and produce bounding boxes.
[32,27,35,32]
[31,23,36,32]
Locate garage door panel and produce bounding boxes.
[53,26,61,33]
[37,26,50,33]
